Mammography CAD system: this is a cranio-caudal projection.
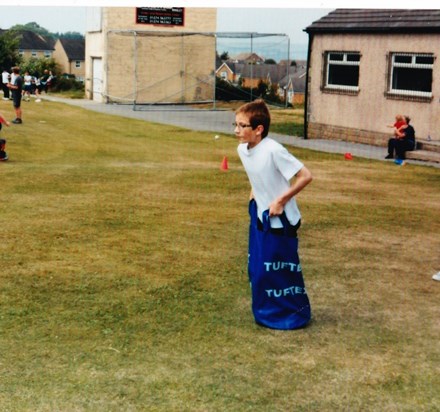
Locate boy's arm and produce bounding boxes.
[0,114,10,127]
[269,166,313,217]
[395,125,407,139]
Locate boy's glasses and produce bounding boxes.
[233,122,253,129]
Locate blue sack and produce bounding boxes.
[248,199,311,330]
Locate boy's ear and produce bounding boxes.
[256,124,264,135]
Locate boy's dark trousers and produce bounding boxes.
[2,83,9,99]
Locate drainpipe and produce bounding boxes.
[250,33,253,102]
[286,35,290,108]
[133,31,138,110]
[304,32,313,140]
[214,33,217,110]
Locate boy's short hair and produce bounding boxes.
[236,99,271,138]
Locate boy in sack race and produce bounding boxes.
[235,99,313,330]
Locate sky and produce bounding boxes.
[0,2,431,59]
[0,5,331,60]
[0,6,331,39]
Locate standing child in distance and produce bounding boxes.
[2,69,10,100]
[235,99,313,329]
[7,66,23,124]
[22,71,33,102]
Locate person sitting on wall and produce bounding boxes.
[387,114,406,138]
[385,115,416,164]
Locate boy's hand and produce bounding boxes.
[268,166,313,217]
[269,200,284,216]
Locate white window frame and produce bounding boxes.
[75,60,81,68]
[31,50,37,57]
[324,51,361,92]
[389,52,434,98]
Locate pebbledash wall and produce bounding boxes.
[85,7,217,103]
[306,33,440,144]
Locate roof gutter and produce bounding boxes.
[305,27,440,35]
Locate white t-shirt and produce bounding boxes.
[24,74,32,86]
[237,137,304,228]
[2,71,9,84]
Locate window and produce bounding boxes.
[44,51,52,57]
[31,50,37,57]
[324,51,361,92]
[75,61,81,68]
[388,53,434,98]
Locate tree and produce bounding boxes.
[56,31,84,40]
[256,80,268,97]
[9,22,85,41]
[9,22,53,39]
[0,30,22,70]
[20,56,59,77]
[220,51,230,61]
[265,59,277,65]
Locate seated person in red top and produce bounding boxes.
[387,114,406,137]
[386,116,416,161]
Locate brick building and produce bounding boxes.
[85,7,217,103]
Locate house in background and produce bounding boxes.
[52,38,85,81]
[0,29,54,59]
[215,58,307,105]
[230,52,265,65]
[304,9,440,149]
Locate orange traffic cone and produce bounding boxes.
[220,156,228,171]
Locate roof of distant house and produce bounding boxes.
[21,30,54,50]
[232,52,265,62]
[305,9,440,34]
[59,38,85,61]
[0,29,55,50]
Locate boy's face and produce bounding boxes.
[234,113,263,149]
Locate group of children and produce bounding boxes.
[2,68,53,103]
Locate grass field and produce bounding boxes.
[1,98,439,411]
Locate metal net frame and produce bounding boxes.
[105,30,291,111]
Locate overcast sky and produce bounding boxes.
[0,6,88,34]
[0,3,429,57]
[0,6,331,40]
